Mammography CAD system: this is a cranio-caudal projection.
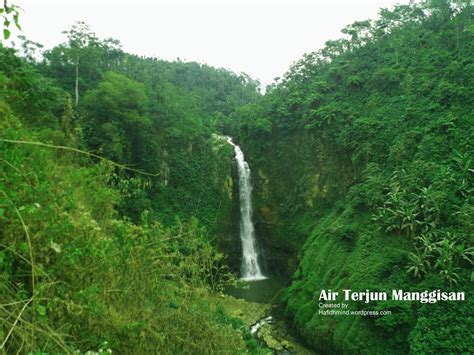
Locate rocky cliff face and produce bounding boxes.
[206,136,242,271]
[238,130,356,277]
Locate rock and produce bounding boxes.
[259,324,283,351]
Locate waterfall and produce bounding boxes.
[226,137,266,281]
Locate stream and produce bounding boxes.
[225,277,312,354]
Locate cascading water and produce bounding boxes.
[226,137,266,281]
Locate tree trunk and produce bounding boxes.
[75,58,79,106]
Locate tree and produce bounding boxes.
[341,20,372,48]
[60,93,74,137]
[17,35,43,62]
[62,21,100,106]
[82,71,151,163]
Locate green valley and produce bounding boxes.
[1,0,473,353]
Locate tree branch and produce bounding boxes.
[0,138,160,177]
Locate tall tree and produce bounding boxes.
[62,21,100,106]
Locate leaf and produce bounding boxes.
[3,28,10,40]
[0,208,4,217]
[19,242,28,253]
[37,304,47,316]
[13,14,21,30]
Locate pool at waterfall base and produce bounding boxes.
[225,275,287,303]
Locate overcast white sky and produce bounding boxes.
[12,0,407,86]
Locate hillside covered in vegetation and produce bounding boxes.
[1,0,473,353]
[231,1,474,353]
[0,20,270,353]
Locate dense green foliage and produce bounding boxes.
[2,0,473,353]
[232,1,474,353]
[0,27,263,352]
[37,24,260,231]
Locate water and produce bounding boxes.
[225,277,285,303]
[226,136,266,281]
[251,316,273,335]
